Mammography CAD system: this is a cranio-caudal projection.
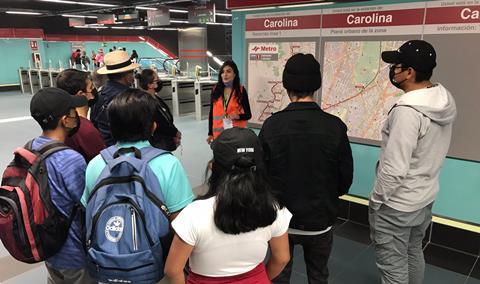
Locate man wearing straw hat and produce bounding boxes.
[91,50,140,146]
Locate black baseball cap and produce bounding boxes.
[381,40,437,72]
[211,127,264,170]
[30,87,87,126]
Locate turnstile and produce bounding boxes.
[29,70,41,95]
[194,80,216,121]
[18,69,31,94]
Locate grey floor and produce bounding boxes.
[0,91,479,283]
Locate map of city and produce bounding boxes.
[247,41,317,125]
[321,41,404,142]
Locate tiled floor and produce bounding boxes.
[0,91,479,283]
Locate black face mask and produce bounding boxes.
[154,81,163,93]
[389,65,407,89]
[88,88,99,107]
[67,115,81,137]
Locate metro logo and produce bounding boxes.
[250,44,278,54]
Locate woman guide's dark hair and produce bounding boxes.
[212,60,243,104]
[108,88,156,142]
[198,156,283,235]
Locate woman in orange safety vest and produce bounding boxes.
[207,60,252,144]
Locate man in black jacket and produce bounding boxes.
[259,53,354,284]
[91,50,139,146]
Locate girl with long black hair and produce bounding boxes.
[165,127,291,284]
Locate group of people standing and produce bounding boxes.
[70,47,138,71]
[11,39,456,284]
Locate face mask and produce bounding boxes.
[389,65,407,89]
[224,80,233,88]
[88,88,99,107]
[154,81,163,93]
[66,115,81,137]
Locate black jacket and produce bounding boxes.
[91,81,130,146]
[259,102,353,231]
[150,94,179,151]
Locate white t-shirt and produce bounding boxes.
[172,197,292,277]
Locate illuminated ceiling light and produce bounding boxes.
[213,56,223,66]
[169,9,188,14]
[170,20,189,23]
[206,50,213,57]
[206,22,232,26]
[216,13,232,17]
[136,6,157,11]
[62,14,97,18]
[40,0,117,7]
[149,27,178,31]
[139,36,145,40]
[6,11,42,15]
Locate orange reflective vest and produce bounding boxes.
[212,86,248,139]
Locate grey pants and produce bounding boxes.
[46,263,95,284]
[369,203,433,284]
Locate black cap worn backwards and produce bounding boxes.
[381,40,437,72]
[211,127,264,171]
[30,87,87,126]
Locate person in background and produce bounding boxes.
[259,53,354,284]
[56,69,106,162]
[91,50,97,67]
[81,51,90,71]
[165,127,291,284]
[29,87,93,284]
[91,70,108,92]
[207,60,251,144]
[91,50,139,146]
[82,88,194,221]
[136,68,181,151]
[369,40,457,284]
[70,49,81,69]
[130,49,139,63]
[95,48,104,67]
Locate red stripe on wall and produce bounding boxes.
[227,0,319,9]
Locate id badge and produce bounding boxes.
[223,117,233,129]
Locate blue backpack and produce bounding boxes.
[85,146,171,284]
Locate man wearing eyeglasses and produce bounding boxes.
[369,40,457,284]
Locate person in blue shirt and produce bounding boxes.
[81,88,194,220]
[29,87,94,283]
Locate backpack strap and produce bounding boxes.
[140,147,170,164]
[100,146,145,173]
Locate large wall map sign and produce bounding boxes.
[321,41,403,142]
[248,42,317,124]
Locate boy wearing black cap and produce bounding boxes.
[30,87,94,283]
[259,53,354,284]
[369,40,457,284]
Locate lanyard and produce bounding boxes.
[223,89,233,114]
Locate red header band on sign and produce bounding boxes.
[426,6,480,25]
[322,8,425,28]
[246,15,321,31]
[228,0,319,9]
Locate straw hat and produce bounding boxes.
[97,50,140,74]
